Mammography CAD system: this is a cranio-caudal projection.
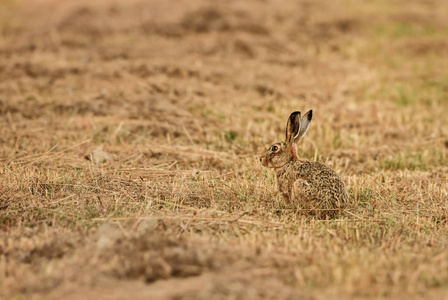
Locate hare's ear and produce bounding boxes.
[285,111,301,144]
[294,110,313,143]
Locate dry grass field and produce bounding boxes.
[1,0,448,299]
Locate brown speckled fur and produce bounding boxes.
[276,160,347,218]
[260,110,347,218]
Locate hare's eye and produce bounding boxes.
[271,145,278,151]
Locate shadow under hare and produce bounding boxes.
[260,110,348,218]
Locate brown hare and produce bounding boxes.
[260,110,347,218]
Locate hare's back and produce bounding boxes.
[297,161,347,200]
[295,161,342,182]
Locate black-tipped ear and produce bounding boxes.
[285,111,301,144]
[295,110,312,142]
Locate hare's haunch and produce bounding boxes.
[260,110,347,218]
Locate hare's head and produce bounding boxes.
[260,110,312,168]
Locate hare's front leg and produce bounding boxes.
[276,173,292,204]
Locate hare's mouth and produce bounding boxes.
[260,157,268,166]
[260,157,278,168]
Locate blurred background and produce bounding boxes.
[1,0,447,167]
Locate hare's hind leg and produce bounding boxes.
[281,193,290,204]
[292,179,313,211]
